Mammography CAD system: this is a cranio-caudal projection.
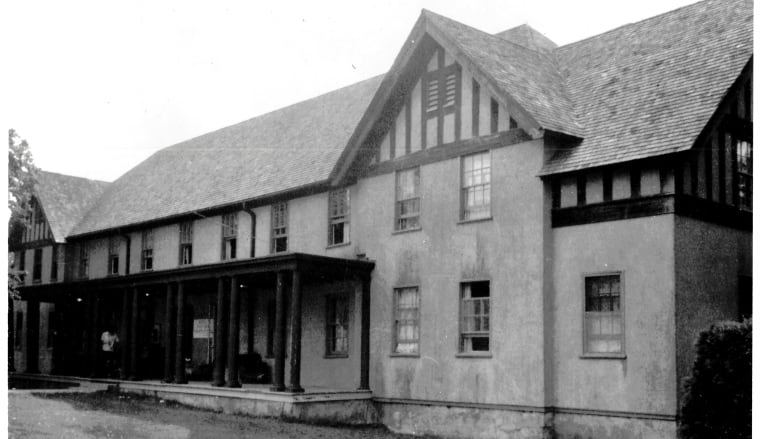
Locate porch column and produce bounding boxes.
[288,268,304,393]
[120,288,131,380]
[226,276,241,388]
[270,271,287,392]
[175,281,187,384]
[163,283,175,383]
[358,276,371,390]
[88,295,100,377]
[25,299,40,374]
[212,277,227,387]
[8,297,15,373]
[128,288,140,380]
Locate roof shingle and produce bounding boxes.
[35,171,110,242]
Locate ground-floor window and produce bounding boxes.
[459,281,490,353]
[393,287,420,355]
[584,273,624,355]
[325,295,349,357]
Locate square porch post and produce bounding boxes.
[359,275,371,391]
[288,268,304,393]
[88,294,100,377]
[163,283,176,383]
[120,288,131,380]
[25,299,40,374]
[128,288,140,380]
[174,281,188,384]
[270,270,287,392]
[212,277,227,387]
[226,276,241,388]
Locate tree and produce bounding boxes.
[8,128,39,298]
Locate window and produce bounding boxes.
[736,139,752,211]
[393,287,420,355]
[459,281,490,353]
[584,274,624,356]
[271,202,288,253]
[78,244,89,278]
[108,237,120,275]
[325,296,349,356]
[180,222,193,265]
[461,152,491,221]
[141,230,154,271]
[15,311,23,349]
[50,245,59,281]
[221,214,237,260]
[328,189,350,246]
[395,167,420,231]
[32,248,42,282]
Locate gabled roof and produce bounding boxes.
[34,171,110,242]
[70,76,382,236]
[541,0,752,175]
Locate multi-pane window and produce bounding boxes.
[221,214,237,261]
[393,287,420,355]
[584,274,624,355]
[180,222,193,265]
[459,281,490,353]
[328,189,350,246]
[325,296,349,356]
[32,248,42,282]
[395,167,420,231]
[461,152,491,221]
[141,230,154,271]
[271,202,288,253]
[737,139,752,211]
[78,244,89,278]
[108,237,120,275]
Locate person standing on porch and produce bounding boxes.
[100,327,119,378]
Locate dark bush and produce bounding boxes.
[680,319,751,439]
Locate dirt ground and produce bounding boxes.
[8,390,435,439]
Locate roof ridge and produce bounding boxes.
[421,9,543,52]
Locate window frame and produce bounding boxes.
[327,188,350,247]
[394,167,421,232]
[581,271,626,359]
[107,236,120,276]
[457,280,491,357]
[32,248,42,283]
[324,294,350,358]
[392,286,421,356]
[270,202,289,254]
[78,243,89,279]
[459,150,492,222]
[221,213,238,261]
[141,230,154,272]
[736,138,752,211]
[179,221,193,266]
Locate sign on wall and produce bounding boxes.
[192,318,213,339]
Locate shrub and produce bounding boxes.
[680,319,752,439]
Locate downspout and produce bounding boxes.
[242,203,257,258]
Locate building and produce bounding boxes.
[9,0,752,437]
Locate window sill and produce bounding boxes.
[455,352,492,358]
[457,216,493,225]
[390,353,420,358]
[326,242,351,249]
[580,353,627,360]
[392,227,422,235]
[324,354,349,359]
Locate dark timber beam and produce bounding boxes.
[163,283,175,383]
[288,268,304,393]
[359,276,371,391]
[174,282,187,384]
[212,277,227,387]
[226,277,241,388]
[271,271,287,392]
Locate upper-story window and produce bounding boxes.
[78,244,89,278]
[221,213,238,261]
[32,248,42,282]
[584,273,624,356]
[737,139,752,211]
[328,189,350,246]
[108,236,120,275]
[395,167,421,231]
[141,230,154,271]
[271,202,288,253]
[461,151,491,221]
[180,222,193,265]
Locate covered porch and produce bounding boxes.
[14,253,374,397]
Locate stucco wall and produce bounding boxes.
[356,139,547,406]
[551,216,677,416]
[674,216,751,402]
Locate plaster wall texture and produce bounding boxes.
[553,412,676,439]
[674,216,751,400]
[551,215,677,416]
[355,139,547,406]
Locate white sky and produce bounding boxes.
[3,0,707,183]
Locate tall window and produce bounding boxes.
[32,248,42,282]
[180,222,193,265]
[325,296,349,356]
[108,236,120,275]
[584,274,624,355]
[141,230,154,271]
[328,189,350,246]
[221,214,237,260]
[737,139,752,211]
[459,281,490,353]
[395,167,421,231]
[461,151,491,221]
[393,287,420,355]
[50,245,59,281]
[271,202,288,253]
[78,244,89,278]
